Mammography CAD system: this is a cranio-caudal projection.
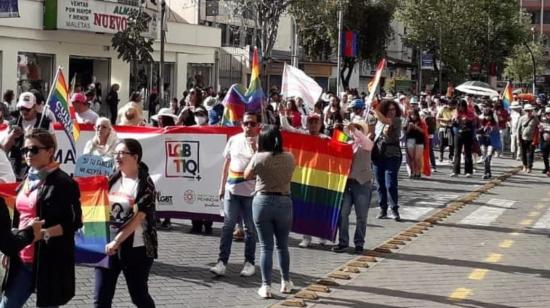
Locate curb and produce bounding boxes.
[271,166,522,308]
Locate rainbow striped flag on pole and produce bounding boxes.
[222,47,264,125]
[283,132,353,240]
[0,176,111,268]
[501,81,513,110]
[332,129,351,143]
[46,67,80,153]
[366,58,386,108]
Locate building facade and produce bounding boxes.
[0,0,220,111]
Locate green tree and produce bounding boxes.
[397,0,530,89]
[290,0,397,90]
[504,42,544,83]
[111,9,154,91]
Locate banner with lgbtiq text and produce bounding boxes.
[0,125,352,240]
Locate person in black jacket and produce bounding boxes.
[106,84,120,125]
[94,138,157,308]
[0,198,43,258]
[1,128,82,308]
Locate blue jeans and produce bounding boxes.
[0,263,58,308]
[218,192,256,264]
[337,179,372,248]
[94,247,155,308]
[252,195,292,286]
[373,156,402,211]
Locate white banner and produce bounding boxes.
[281,63,323,112]
[0,125,238,218]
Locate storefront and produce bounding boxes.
[0,0,220,114]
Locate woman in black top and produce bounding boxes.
[404,109,425,179]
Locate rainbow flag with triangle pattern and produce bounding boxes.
[48,68,80,154]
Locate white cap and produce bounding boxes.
[523,103,535,111]
[16,92,36,109]
[151,108,178,122]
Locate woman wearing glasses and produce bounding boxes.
[83,117,119,159]
[94,138,157,308]
[1,128,82,308]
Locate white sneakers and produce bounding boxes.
[298,236,311,248]
[257,285,272,298]
[258,281,294,299]
[240,262,255,277]
[280,280,294,294]
[209,261,226,276]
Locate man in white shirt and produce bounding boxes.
[72,92,99,124]
[210,112,259,277]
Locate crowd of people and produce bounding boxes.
[0,81,549,306]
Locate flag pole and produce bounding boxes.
[39,66,61,128]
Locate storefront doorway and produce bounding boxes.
[69,56,111,99]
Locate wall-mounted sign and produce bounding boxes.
[44,0,158,39]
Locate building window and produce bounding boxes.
[17,52,55,95]
[187,63,213,89]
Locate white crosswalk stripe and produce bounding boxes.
[400,207,436,220]
[459,199,516,226]
[533,209,550,230]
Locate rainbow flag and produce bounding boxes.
[366,58,386,108]
[48,67,80,153]
[227,169,246,185]
[283,132,353,240]
[222,47,264,126]
[502,81,512,110]
[332,129,351,143]
[0,176,110,268]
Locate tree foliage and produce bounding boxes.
[111,9,154,90]
[289,0,397,90]
[503,42,545,83]
[397,0,530,86]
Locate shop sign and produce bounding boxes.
[44,0,158,38]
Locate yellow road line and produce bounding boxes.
[520,219,533,226]
[499,240,514,248]
[535,203,545,210]
[484,253,502,263]
[509,231,520,236]
[449,288,472,301]
[468,269,488,280]
[528,211,540,218]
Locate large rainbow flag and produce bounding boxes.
[502,81,513,110]
[222,47,264,126]
[283,132,353,240]
[0,176,110,268]
[47,67,80,153]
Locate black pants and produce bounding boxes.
[543,141,550,172]
[109,104,118,125]
[520,139,535,169]
[453,132,473,174]
[94,247,155,308]
[439,128,454,161]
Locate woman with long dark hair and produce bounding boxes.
[372,100,403,221]
[451,100,476,177]
[1,129,82,307]
[94,138,158,308]
[244,125,296,299]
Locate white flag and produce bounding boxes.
[281,63,323,112]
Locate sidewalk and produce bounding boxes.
[307,167,550,308]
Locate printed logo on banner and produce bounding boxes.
[165,140,201,179]
[183,189,196,205]
[156,191,173,206]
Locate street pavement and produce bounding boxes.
[16,154,540,307]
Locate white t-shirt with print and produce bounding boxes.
[76,109,99,124]
[109,177,145,247]
[223,132,256,197]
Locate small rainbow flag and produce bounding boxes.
[0,176,110,268]
[502,81,512,110]
[283,132,353,240]
[222,47,264,126]
[366,58,386,108]
[48,67,80,154]
[332,129,352,143]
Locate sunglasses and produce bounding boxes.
[242,121,258,127]
[19,107,31,112]
[21,146,48,156]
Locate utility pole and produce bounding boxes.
[336,6,343,94]
[291,16,299,67]
[159,0,166,108]
[418,49,423,95]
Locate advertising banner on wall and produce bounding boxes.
[44,0,158,38]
